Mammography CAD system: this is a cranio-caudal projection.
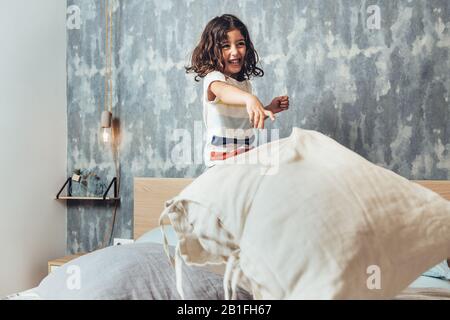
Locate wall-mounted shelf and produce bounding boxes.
[57,196,120,201]
[56,177,120,201]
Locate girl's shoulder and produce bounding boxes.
[203,71,227,90]
[203,71,251,91]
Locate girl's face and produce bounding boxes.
[221,29,246,77]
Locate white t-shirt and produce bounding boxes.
[202,71,255,167]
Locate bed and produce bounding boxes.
[135,178,450,300]
[4,177,450,300]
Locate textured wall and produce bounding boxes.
[67,0,450,253]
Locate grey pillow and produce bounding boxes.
[36,243,252,300]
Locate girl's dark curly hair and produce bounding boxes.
[185,14,264,82]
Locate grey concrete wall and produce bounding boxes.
[67,0,450,253]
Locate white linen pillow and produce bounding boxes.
[162,127,450,299]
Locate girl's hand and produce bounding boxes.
[245,96,275,129]
[266,96,289,114]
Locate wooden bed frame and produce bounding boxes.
[133,178,450,239]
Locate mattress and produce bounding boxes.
[4,226,449,300]
[5,276,450,300]
[3,288,40,300]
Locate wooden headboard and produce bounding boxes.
[134,178,194,239]
[133,178,450,239]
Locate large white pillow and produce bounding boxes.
[161,127,450,299]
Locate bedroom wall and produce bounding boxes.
[66,0,450,253]
[0,0,67,296]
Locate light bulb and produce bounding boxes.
[100,110,112,145]
[102,127,110,143]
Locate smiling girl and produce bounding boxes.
[186,14,289,168]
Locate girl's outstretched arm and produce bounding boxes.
[209,81,274,129]
[209,80,253,106]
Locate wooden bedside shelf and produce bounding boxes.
[57,196,120,201]
[56,177,119,201]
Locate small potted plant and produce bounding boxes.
[71,169,106,197]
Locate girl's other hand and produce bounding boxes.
[245,96,275,129]
[267,95,289,114]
